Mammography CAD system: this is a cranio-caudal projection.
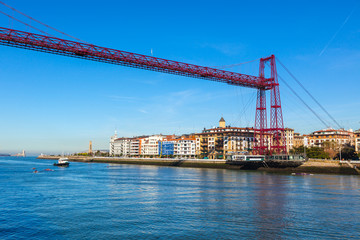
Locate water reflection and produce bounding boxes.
[102,164,360,239]
[3,158,358,239]
[253,174,289,239]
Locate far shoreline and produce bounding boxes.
[38,155,360,176]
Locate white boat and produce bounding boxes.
[54,157,70,167]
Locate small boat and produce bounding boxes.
[291,172,313,176]
[54,157,70,167]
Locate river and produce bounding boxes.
[0,157,359,239]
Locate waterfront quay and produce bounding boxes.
[108,118,360,162]
[38,155,360,175]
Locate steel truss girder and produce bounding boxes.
[0,27,269,89]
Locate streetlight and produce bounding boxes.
[339,143,342,161]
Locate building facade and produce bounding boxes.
[141,135,166,156]
[195,118,254,159]
[293,133,304,148]
[158,141,175,156]
[110,119,320,158]
[355,130,360,153]
[174,137,196,157]
[284,128,294,153]
[308,128,353,148]
[130,138,142,156]
[110,137,132,156]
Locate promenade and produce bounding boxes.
[38,155,360,175]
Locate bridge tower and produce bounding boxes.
[254,55,286,155]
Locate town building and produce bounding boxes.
[293,133,304,148]
[110,121,316,158]
[141,135,166,156]
[130,138,142,156]
[284,128,294,153]
[174,136,196,157]
[195,118,254,159]
[159,141,175,156]
[110,137,132,156]
[308,128,353,148]
[109,131,118,156]
[355,130,360,153]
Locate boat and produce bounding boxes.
[53,157,70,167]
[291,172,313,176]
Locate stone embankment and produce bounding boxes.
[259,159,360,175]
[38,156,360,175]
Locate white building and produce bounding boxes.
[110,137,131,156]
[141,135,166,156]
[109,131,133,156]
[284,128,294,153]
[174,138,196,157]
[109,131,118,156]
[130,138,141,156]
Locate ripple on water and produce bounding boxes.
[0,157,359,239]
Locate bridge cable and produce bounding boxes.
[0,10,56,37]
[277,58,342,129]
[0,1,88,43]
[263,62,330,128]
[277,73,330,128]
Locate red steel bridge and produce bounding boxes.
[0,26,286,155]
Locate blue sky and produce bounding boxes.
[0,0,359,154]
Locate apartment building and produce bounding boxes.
[141,135,166,156]
[293,133,305,148]
[109,137,132,156]
[308,128,353,148]
[284,128,294,153]
[174,137,196,157]
[130,138,142,156]
[158,141,175,156]
[195,118,254,159]
[355,130,360,153]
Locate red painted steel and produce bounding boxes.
[254,58,268,154]
[0,27,265,89]
[0,27,286,155]
[254,55,286,154]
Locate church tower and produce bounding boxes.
[219,117,225,128]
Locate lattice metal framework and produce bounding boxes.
[253,56,286,154]
[0,27,286,154]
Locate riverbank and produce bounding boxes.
[38,155,360,175]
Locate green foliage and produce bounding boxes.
[96,152,109,157]
[75,152,90,156]
[306,147,329,159]
[290,146,306,154]
[336,147,359,160]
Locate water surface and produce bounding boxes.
[0,157,359,239]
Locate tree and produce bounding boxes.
[335,146,359,160]
[290,145,306,154]
[306,147,329,159]
[322,141,337,159]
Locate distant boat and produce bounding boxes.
[0,153,10,157]
[291,173,313,176]
[53,157,70,167]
